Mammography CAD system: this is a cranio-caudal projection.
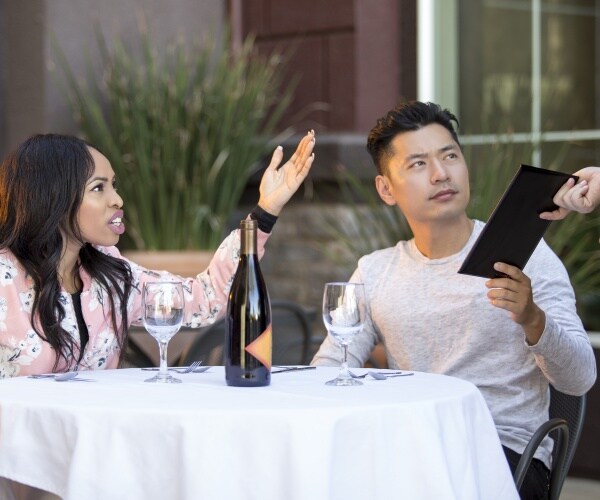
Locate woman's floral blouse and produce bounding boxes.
[0,228,269,377]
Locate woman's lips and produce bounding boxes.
[108,211,125,235]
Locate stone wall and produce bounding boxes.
[236,133,381,339]
[244,202,371,341]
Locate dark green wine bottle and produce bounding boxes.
[225,219,272,387]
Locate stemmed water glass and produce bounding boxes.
[143,281,184,384]
[322,282,366,386]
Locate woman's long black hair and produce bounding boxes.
[0,134,133,370]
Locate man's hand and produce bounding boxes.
[485,262,546,345]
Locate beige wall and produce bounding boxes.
[0,0,225,157]
[1,0,46,156]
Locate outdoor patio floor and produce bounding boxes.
[562,477,600,500]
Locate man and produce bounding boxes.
[540,166,600,220]
[312,101,596,500]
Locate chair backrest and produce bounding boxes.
[513,386,587,498]
[548,386,587,492]
[271,299,315,365]
[178,320,226,366]
[178,299,315,366]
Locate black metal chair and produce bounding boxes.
[123,334,155,368]
[271,299,315,366]
[177,320,226,366]
[177,299,315,366]
[513,386,587,499]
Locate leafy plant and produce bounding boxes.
[324,141,600,328]
[53,28,293,250]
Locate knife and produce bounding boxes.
[271,366,317,374]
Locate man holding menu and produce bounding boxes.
[312,101,596,500]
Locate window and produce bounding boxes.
[419,0,600,169]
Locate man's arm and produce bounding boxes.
[485,244,596,395]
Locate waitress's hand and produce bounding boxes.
[257,130,315,216]
[540,166,600,220]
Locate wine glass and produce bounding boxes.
[322,282,366,386]
[143,281,185,384]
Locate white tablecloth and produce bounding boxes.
[0,367,518,500]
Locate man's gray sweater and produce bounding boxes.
[312,220,596,468]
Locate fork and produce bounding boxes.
[174,360,203,373]
[141,360,203,373]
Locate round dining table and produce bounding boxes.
[0,366,518,500]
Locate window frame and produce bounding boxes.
[417,0,600,167]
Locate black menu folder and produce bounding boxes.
[457,164,577,279]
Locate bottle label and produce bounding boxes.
[244,324,272,370]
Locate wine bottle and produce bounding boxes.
[225,219,272,387]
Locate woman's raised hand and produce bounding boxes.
[257,131,315,216]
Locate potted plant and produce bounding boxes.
[53,27,293,274]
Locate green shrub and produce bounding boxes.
[54,28,293,250]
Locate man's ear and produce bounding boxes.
[375,175,396,206]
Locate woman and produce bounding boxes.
[0,131,315,377]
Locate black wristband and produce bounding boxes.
[250,205,278,233]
